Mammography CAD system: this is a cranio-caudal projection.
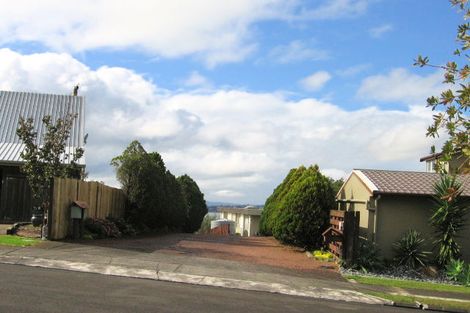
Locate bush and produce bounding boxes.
[198,214,216,234]
[343,239,383,273]
[83,218,121,239]
[261,165,336,249]
[106,217,137,237]
[430,175,469,267]
[446,259,470,286]
[393,229,430,269]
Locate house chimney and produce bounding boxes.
[73,84,79,96]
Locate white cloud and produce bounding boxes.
[296,0,370,20]
[0,49,438,203]
[336,63,371,77]
[213,190,245,198]
[268,40,329,64]
[183,71,211,88]
[0,0,295,67]
[300,71,332,91]
[369,24,394,38]
[357,68,447,105]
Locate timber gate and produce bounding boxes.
[322,210,359,262]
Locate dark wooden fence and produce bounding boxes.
[49,178,126,240]
[323,210,359,262]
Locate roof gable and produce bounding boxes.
[0,90,85,165]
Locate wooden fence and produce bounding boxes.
[322,210,359,262]
[49,178,126,240]
[210,224,230,235]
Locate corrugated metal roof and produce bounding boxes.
[0,90,85,165]
[354,169,470,197]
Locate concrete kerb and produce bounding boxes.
[0,255,387,305]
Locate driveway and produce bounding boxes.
[77,233,341,281]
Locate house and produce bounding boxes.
[336,169,470,261]
[0,90,85,222]
[420,150,469,174]
[218,206,262,236]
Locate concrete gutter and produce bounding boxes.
[0,254,387,305]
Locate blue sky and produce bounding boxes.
[0,0,463,203]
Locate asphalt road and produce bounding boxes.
[0,263,407,313]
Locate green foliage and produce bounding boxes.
[260,165,336,249]
[16,114,85,207]
[106,217,137,237]
[343,239,383,273]
[430,175,469,266]
[198,214,217,234]
[446,259,470,286]
[415,0,469,173]
[83,218,121,239]
[111,141,205,231]
[177,175,208,233]
[393,229,430,269]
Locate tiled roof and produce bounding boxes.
[0,90,85,165]
[355,169,470,197]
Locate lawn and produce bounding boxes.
[0,235,40,247]
[346,274,470,294]
[364,290,470,311]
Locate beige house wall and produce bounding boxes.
[377,195,470,262]
[222,211,260,236]
[337,173,374,239]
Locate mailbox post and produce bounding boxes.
[70,201,88,239]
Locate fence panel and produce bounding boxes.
[50,178,126,240]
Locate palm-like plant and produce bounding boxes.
[393,229,430,269]
[431,175,469,267]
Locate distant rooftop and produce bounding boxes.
[218,206,262,216]
[351,169,470,197]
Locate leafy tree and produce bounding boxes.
[415,0,469,173]
[177,174,208,233]
[111,141,168,228]
[16,114,84,223]
[260,165,336,249]
[111,141,203,231]
[430,175,469,266]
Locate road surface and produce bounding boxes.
[0,263,406,313]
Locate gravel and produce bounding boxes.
[340,266,459,285]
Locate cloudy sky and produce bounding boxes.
[0,0,461,204]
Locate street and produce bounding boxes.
[0,263,408,313]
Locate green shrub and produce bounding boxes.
[343,239,383,273]
[106,217,137,237]
[446,259,470,286]
[84,218,121,239]
[430,175,469,267]
[393,229,430,269]
[261,165,336,249]
[198,214,217,234]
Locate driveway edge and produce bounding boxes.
[0,255,388,305]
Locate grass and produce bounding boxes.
[365,290,470,311]
[0,235,40,247]
[346,274,470,294]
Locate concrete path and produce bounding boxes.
[0,239,387,305]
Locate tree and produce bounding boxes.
[260,165,336,249]
[430,175,469,266]
[414,0,469,173]
[111,141,197,231]
[16,114,84,231]
[177,174,208,233]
